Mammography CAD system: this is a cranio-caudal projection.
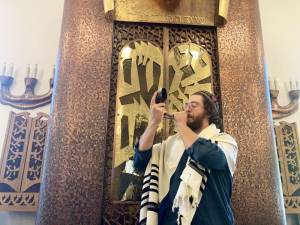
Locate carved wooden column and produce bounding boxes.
[218,0,286,224]
[35,0,112,224]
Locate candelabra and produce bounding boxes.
[270,87,300,119]
[0,64,54,110]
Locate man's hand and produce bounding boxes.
[150,92,166,125]
[174,111,188,127]
[174,111,199,149]
[138,92,166,151]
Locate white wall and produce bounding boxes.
[259,1,300,225]
[259,0,300,129]
[0,0,64,224]
[0,0,298,224]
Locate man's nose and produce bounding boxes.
[184,106,191,112]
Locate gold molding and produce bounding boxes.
[103,0,114,20]
[104,0,230,26]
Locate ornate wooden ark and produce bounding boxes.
[100,0,229,223]
[102,21,222,224]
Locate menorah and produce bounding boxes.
[0,64,54,109]
[270,80,300,119]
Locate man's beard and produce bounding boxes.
[186,114,205,132]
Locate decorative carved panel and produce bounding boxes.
[102,21,220,224]
[0,112,48,211]
[0,112,31,192]
[103,22,164,225]
[21,114,48,192]
[275,122,300,214]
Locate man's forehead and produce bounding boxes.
[188,94,203,102]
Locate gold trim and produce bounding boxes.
[103,0,114,20]
[113,0,229,27]
[218,0,230,26]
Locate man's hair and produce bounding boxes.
[193,91,220,127]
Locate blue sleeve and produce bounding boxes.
[133,142,152,171]
[186,138,228,170]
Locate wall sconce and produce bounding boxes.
[0,63,54,110]
[270,80,300,119]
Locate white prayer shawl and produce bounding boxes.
[139,124,238,225]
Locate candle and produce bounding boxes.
[26,64,30,78]
[274,78,278,90]
[9,63,14,77]
[290,80,293,91]
[33,64,38,78]
[2,62,6,76]
[52,64,55,79]
[268,76,274,90]
[296,80,299,90]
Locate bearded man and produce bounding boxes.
[134,91,238,225]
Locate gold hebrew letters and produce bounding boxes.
[168,43,212,113]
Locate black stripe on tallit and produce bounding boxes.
[147,202,159,213]
[139,218,147,225]
[200,185,205,193]
[142,177,151,186]
[188,159,205,176]
[151,164,159,170]
[141,194,149,201]
[143,174,158,185]
[149,182,158,188]
[140,201,159,212]
[151,168,159,174]
[143,173,151,179]
[141,186,159,195]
